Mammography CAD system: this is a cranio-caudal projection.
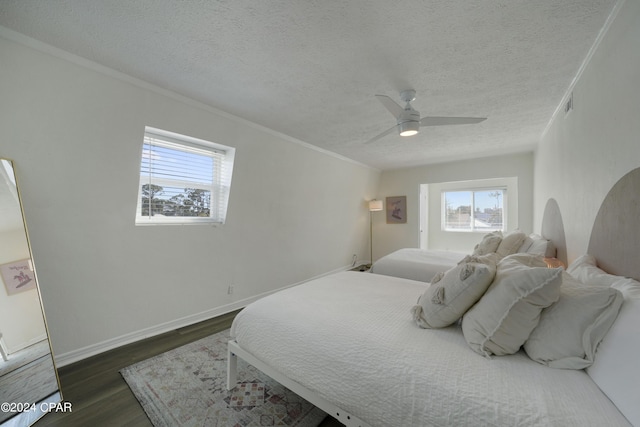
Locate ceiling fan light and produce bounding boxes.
[398,121,419,137]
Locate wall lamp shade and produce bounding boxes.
[369,200,383,211]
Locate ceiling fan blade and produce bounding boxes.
[375,95,404,119]
[420,116,487,127]
[364,124,399,144]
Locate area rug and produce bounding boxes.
[120,329,327,427]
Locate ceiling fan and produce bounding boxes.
[365,90,487,144]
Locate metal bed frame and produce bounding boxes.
[227,339,372,427]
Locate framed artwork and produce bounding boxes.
[1,259,36,295]
[386,196,407,224]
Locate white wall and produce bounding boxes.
[374,152,533,260]
[0,30,380,364]
[534,0,640,264]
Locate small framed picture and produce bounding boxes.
[386,196,407,224]
[1,259,36,295]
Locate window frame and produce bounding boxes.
[441,187,506,232]
[135,127,235,226]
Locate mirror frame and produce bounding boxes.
[0,158,63,426]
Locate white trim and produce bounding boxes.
[54,265,350,367]
[0,333,8,362]
[136,127,234,225]
[541,0,626,139]
[0,25,377,172]
[13,334,48,354]
[441,187,506,232]
[145,127,228,154]
[424,177,518,251]
[419,184,429,250]
[228,340,372,427]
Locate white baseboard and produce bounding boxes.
[54,265,349,367]
[6,334,48,355]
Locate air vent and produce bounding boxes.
[564,92,573,115]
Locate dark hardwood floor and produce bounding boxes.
[33,310,342,427]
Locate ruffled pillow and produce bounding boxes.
[472,231,503,256]
[495,230,527,258]
[462,253,562,356]
[524,272,623,369]
[412,257,497,328]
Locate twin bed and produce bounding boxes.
[369,231,556,283]
[369,248,466,283]
[227,170,640,426]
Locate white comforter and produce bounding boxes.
[230,271,630,427]
[370,248,466,282]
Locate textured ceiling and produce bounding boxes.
[0,0,618,170]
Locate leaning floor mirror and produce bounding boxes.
[0,159,62,426]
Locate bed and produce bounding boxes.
[370,230,557,282]
[227,169,640,427]
[368,248,466,282]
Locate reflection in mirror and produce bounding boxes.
[0,159,62,426]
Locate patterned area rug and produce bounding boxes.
[120,330,327,427]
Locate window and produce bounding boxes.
[442,188,505,232]
[135,127,235,225]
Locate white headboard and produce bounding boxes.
[588,167,640,281]
[541,198,567,265]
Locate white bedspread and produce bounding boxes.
[230,271,630,427]
[370,248,466,282]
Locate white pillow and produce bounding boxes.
[612,277,640,298]
[411,258,497,328]
[567,254,619,287]
[524,272,623,369]
[586,277,640,427]
[462,253,562,357]
[472,231,502,256]
[495,230,527,258]
[457,252,500,266]
[566,254,596,274]
[516,234,534,253]
[527,235,556,258]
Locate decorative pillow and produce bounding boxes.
[495,230,527,258]
[471,231,502,256]
[528,234,556,258]
[516,234,534,253]
[586,277,640,427]
[461,253,562,357]
[567,254,619,287]
[457,252,500,266]
[411,258,497,328]
[566,254,595,274]
[612,277,640,298]
[524,272,623,369]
